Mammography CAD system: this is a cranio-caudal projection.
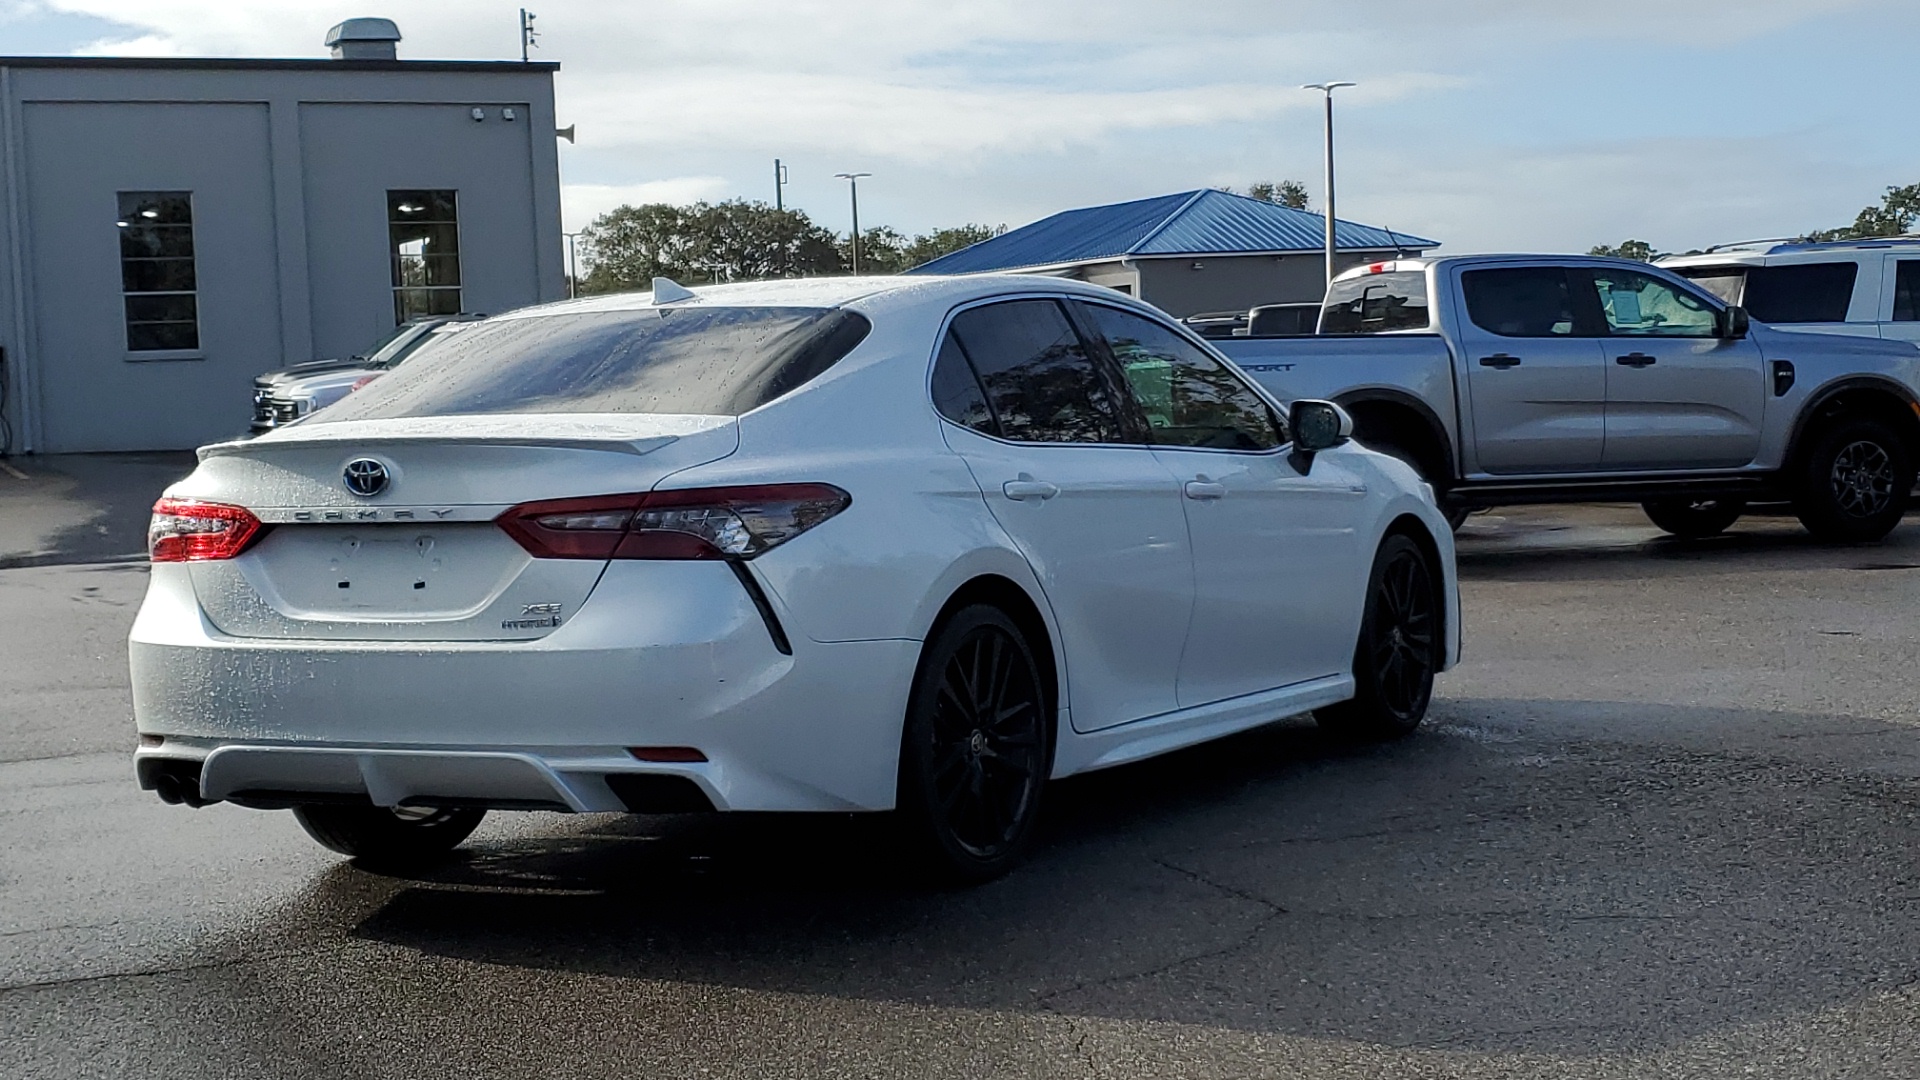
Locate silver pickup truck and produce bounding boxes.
[1216,254,1920,541]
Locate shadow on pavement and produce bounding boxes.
[0,452,195,568]
[302,700,1920,1057]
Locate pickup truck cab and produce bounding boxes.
[1657,237,1920,346]
[1214,255,1920,541]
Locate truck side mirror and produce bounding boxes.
[1721,305,1751,340]
[1288,399,1353,473]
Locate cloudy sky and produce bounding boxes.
[4,0,1916,254]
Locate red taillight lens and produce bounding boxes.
[496,484,851,561]
[148,499,264,562]
[349,374,380,392]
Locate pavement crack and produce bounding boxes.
[0,950,292,995]
[1032,859,1287,1010]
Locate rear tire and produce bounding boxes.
[896,605,1053,884]
[1642,498,1745,539]
[1793,417,1914,543]
[291,804,486,865]
[1318,534,1440,741]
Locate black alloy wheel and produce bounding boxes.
[1642,497,1746,539]
[292,803,487,866]
[898,605,1052,883]
[1794,416,1915,543]
[1318,533,1439,740]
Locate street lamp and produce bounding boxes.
[834,172,872,274]
[1302,81,1356,290]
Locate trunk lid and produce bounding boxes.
[174,414,737,641]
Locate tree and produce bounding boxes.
[578,199,841,293]
[1809,182,1920,241]
[1589,240,1661,261]
[903,224,1005,267]
[1245,180,1311,210]
[579,199,1008,288]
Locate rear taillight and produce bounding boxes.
[496,484,851,561]
[148,499,265,562]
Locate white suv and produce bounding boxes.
[1659,238,1920,345]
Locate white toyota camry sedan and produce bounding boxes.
[131,273,1460,881]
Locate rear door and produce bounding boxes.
[1589,266,1765,470]
[1886,257,1920,347]
[1075,301,1365,706]
[1455,266,1607,474]
[932,298,1195,733]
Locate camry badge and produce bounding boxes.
[342,458,390,497]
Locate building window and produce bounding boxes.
[389,190,462,323]
[117,191,199,351]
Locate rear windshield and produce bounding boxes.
[316,307,871,421]
[1320,271,1430,333]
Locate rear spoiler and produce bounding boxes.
[198,433,683,461]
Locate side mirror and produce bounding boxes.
[1288,399,1353,473]
[1721,305,1751,340]
[1290,399,1353,453]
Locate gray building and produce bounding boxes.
[0,20,565,454]
[910,188,1438,318]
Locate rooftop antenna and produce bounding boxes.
[519,9,538,62]
[1382,224,1412,259]
[652,276,697,304]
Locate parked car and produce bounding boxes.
[1215,255,1920,541]
[250,316,480,431]
[1657,237,1920,346]
[131,274,1460,881]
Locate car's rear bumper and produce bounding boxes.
[129,562,921,812]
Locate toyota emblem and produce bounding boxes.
[342,458,390,497]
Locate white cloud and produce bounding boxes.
[19,0,1919,252]
[561,178,731,231]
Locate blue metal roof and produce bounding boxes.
[909,188,1437,275]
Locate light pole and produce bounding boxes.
[774,158,789,211]
[834,171,871,274]
[562,231,580,298]
[1302,81,1356,290]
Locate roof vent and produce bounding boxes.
[324,18,402,60]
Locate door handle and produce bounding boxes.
[1615,353,1657,367]
[1002,478,1059,501]
[1479,354,1521,369]
[1184,480,1226,501]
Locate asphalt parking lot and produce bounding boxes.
[5,458,1920,1078]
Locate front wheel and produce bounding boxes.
[1642,498,1745,539]
[292,804,486,866]
[1793,417,1914,543]
[1318,534,1440,740]
[896,605,1053,884]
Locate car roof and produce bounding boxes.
[1659,236,1920,269]
[1330,253,1678,283]
[493,273,1141,321]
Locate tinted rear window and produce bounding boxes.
[1462,267,1578,337]
[317,307,870,421]
[1320,272,1430,333]
[1742,262,1859,324]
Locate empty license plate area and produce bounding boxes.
[234,523,530,621]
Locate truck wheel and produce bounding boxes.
[1642,498,1745,539]
[292,804,486,866]
[1793,417,1914,543]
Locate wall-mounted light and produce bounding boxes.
[501,107,517,121]
[470,107,485,121]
